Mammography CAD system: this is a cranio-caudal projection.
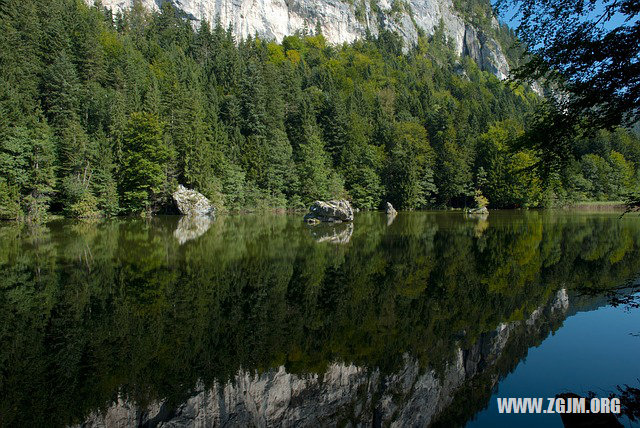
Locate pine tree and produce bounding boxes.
[0,127,30,219]
[119,112,169,214]
[0,0,42,123]
[239,61,267,138]
[319,88,350,164]
[58,121,101,217]
[0,126,56,221]
[264,129,295,203]
[90,129,119,216]
[343,146,383,209]
[436,137,472,207]
[43,51,80,130]
[296,133,342,203]
[0,177,21,220]
[26,128,57,221]
[386,122,435,209]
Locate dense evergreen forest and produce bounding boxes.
[1,0,639,220]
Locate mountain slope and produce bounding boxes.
[90,0,511,79]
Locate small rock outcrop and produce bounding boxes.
[172,185,215,217]
[385,202,397,216]
[467,206,489,215]
[304,200,354,223]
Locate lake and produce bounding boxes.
[0,211,639,427]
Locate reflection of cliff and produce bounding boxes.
[78,290,570,427]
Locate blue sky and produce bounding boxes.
[493,0,635,31]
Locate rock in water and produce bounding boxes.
[385,202,397,215]
[467,206,489,215]
[304,200,354,223]
[172,185,215,217]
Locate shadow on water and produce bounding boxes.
[1,211,640,426]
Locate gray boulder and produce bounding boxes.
[172,185,215,217]
[304,200,354,223]
[467,206,489,215]
[385,202,397,215]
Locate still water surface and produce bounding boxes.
[0,211,639,427]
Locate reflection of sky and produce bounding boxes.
[467,295,640,428]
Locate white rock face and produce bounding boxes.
[304,200,355,222]
[385,202,397,215]
[89,0,511,79]
[172,185,215,217]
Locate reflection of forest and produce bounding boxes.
[79,288,575,427]
[0,212,639,427]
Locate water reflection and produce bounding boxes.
[174,215,213,245]
[387,211,398,226]
[306,222,354,244]
[0,212,639,427]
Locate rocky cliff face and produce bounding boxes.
[75,289,569,427]
[89,0,511,80]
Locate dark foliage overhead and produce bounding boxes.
[498,0,640,129]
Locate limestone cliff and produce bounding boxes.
[88,0,511,79]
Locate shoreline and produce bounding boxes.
[1,203,635,223]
